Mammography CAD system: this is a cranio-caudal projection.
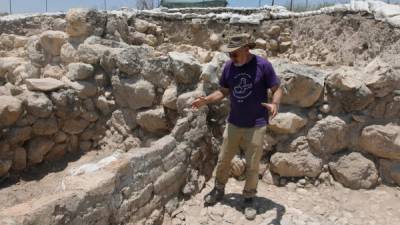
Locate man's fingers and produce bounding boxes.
[271,108,278,118]
[261,103,271,110]
[191,96,206,109]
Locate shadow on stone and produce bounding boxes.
[0,150,84,189]
[221,193,286,224]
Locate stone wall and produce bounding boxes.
[0,110,214,225]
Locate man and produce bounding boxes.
[191,34,283,220]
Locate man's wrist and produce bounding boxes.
[272,102,280,108]
[204,96,210,104]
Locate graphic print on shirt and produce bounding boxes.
[232,72,253,103]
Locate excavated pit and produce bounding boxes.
[0,1,400,225]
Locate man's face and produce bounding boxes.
[228,46,249,65]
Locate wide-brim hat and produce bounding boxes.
[220,33,256,53]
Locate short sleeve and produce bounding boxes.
[219,62,230,88]
[264,62,280,89]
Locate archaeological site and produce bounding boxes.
[0,0,400,224]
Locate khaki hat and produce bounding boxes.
[220,33,256,53]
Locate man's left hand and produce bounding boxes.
[261,103,279,119]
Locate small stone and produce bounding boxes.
[320,104,330,113]
[287,182,297,191]
[279,177,288,186]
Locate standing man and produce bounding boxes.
[192,34,283,220]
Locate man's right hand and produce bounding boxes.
[191,96,208,109]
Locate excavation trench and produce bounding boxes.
[0,1,400,225]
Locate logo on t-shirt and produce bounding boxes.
[232,73,253,102]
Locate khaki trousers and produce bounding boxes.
[215,122,266,198]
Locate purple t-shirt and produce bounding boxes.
[219,55,280,128]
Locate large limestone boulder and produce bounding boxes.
[66,63,94,80]
[65,8,107,38]
[77,43,108,65]
[307,116,348,156]
[112,78,155,110]
[0,96,23,127]
[137,108,169,133]
[359,124,400,160]
[273,61,326,107]
[269,112,308,134]
[27,137,55,164]
[25,78,65,92]
[379,159,400,186]
[326,67,374,112]
[169,52,202,84]
[39,31,68,56]
[116,46,154,76]
[329,152,378,189]
[270,150,323,177]
[25,91,54,118]
[141,56,172,89]
[362,58,400,97]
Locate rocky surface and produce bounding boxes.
[163,178,400,225]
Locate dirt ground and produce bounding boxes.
[163,178,400,225]
[0,149,113,210]
[1,149,400,225]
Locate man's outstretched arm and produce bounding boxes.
[261,84,283,119]
[192,88,230,109]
